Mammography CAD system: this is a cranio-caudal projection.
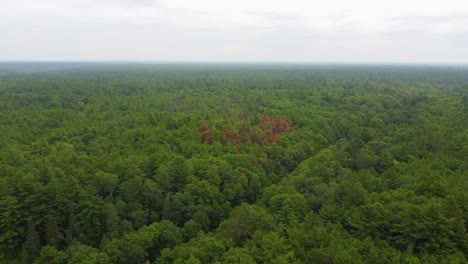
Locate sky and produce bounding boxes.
[1,0,468,63]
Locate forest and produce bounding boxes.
[0,63,467,263]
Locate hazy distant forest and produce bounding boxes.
[0,64,467,264]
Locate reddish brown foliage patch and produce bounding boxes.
[222,128,242,145]
[198,123,215,144]
[197,122,210,133]
[198,116,292,146]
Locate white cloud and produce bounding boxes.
[0,0,467,62]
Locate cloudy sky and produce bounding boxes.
[1,0,468,63]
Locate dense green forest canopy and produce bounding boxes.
[0,64,467,263]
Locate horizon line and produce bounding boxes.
[1,60,468,66]
[0,59,468,65]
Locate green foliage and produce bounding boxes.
[67,243,109,264]
[0,64,466,263]
[218,203,274,245]
[34,246,68,264]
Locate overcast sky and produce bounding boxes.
[1,0,468,63]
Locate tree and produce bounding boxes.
[101,202,120,239]
[218,203,273,245]
[0,195,24,256]
[68,243,110,264]
[21,217,41,263]
[95,172,119,198]
[34,246,68,264]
